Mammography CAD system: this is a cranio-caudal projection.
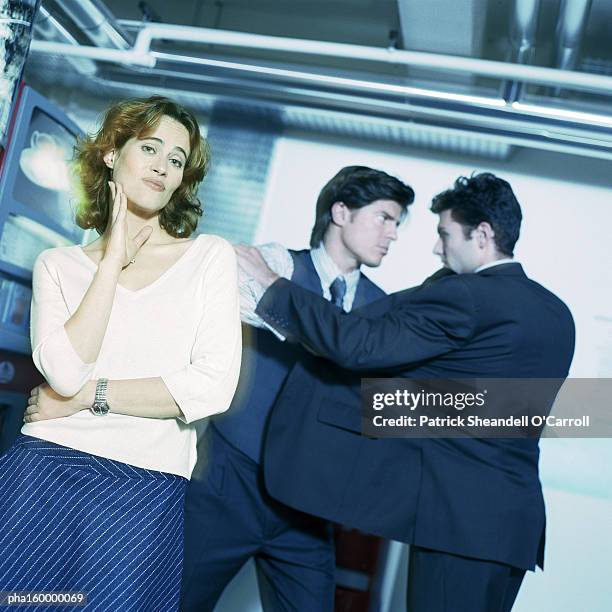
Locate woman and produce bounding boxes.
[0,96,241,610]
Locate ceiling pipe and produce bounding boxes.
[30,40,154,66]
[131,51,612,159]
[97,61,612,159]
[502,0,541,103]
[129,23,612,95]
[151,51,508,108]
[555,0,592,71]
[29,33,612,96]
[33,5,97,75]
[25,18,612,159]
[53,0,131,49]
[104,48,612,140]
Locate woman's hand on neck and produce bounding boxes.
[100,182,154,269]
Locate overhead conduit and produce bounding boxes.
[28,0,612,160]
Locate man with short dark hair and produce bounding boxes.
[238,172,575,612]
[180,166,415,611]
[431,172,522,269]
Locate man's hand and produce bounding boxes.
[234,245,280,290]
[23,383,88,423]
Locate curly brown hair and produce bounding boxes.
[74,96,210,238]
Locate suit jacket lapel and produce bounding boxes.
[353,273,374,308]
[290,250,325,296]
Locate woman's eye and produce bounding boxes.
[170,158,184,169]
[142,144,155,154]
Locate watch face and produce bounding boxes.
[92,401,109,416]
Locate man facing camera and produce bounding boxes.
[238,173,575,612]
[180,166,415,611]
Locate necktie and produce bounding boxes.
[329,276,347,309]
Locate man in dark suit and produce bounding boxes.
[237,172,575,612]
[180,166,415,611]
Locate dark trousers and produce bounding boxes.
[407,546,526,612]
[180,426,335,612]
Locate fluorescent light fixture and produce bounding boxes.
[512,102,612,127]
[151,51,507,108]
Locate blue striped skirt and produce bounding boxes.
[0,435,187,611]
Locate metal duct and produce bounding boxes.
[34,6,97,75]
[503,0,541,103]
[54,0,131,49]
[555,0,592,71]
[31,21,612,93]
[395,0,487,86]
[25,16,612,161]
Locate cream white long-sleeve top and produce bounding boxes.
[22,234,242,479]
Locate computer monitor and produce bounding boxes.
[0,85,85,354]
[0,85,85,281]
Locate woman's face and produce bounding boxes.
[105,115,191,215]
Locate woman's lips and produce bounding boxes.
[142,178,165,192]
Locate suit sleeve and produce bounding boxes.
[255,276,476,371]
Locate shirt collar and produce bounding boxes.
[474,258,518,273]
[310,244,361,309]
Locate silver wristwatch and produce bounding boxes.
[91,378,110,416]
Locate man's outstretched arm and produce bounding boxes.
[255,277,473,370]
[236,244,472,371]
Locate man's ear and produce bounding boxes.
[476,222,495,247]
[330,201,349,226]
[103,150,115,170]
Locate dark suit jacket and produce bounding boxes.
[257,263,575,570]
[212,249,384,463]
